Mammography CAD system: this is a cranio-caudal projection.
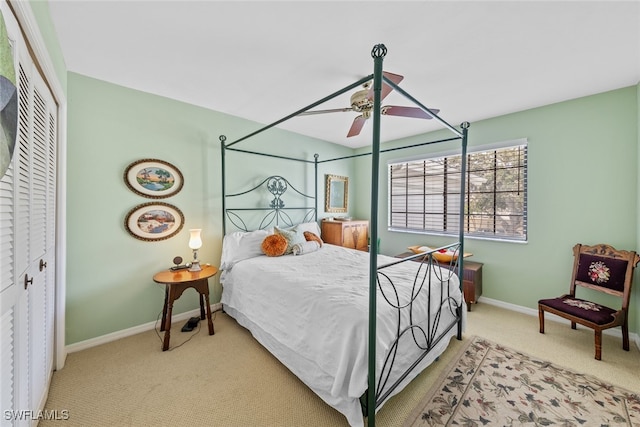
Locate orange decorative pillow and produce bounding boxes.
[261,234,288,257]
[303,231,323,247]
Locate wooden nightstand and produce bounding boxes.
[153,264,218,351]
[395,252,483,311]
[321,219,369,251]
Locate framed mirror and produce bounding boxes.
[325,174,348,213]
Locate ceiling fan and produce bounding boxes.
[299,71,439,138]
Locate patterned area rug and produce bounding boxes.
[405,336,640,426]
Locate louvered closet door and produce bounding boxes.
[13,61,33,427]
[0,4,57,425]
[25,68,57,416]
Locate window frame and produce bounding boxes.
[387,138,528,242]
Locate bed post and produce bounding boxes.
[367,42,386,427]
[220,135,227,235]
[314,153,319,221]
[457,122,470,339]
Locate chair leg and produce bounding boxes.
[622,321,630,351]
[538,307,545,334]
[594,330,602,360]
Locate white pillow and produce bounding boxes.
[220,228,272,271]
[290,221,321,237]
[275,226,307,255]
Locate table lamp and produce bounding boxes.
[188,228,202,272]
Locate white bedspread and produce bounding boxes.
[221,243,464,426]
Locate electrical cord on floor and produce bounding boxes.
[154,309,200,351]
[154,307,221,351]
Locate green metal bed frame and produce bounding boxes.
[219,44,470,427]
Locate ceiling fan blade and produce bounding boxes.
[298,107,354,116]
[347,115,367,138]
[381,106,440,119]
[366,71,405,102]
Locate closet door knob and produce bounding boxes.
[24,274,33,289]
[39,259,47,271]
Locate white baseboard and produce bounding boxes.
[67,298,640,354]
[66,303,223,353]
[478,296,640,351]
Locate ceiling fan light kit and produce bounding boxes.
[300,71,439,138]
[350,84,373,112]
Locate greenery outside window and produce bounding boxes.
[388,139,527,241]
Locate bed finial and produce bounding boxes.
[371,44,387,59]
[314,153,319,160]
[219,135,227,143]
[460,122,470,129]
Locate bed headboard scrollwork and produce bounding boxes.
[224,175,316,233]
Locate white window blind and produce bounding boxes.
[389,141,527,241]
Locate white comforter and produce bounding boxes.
[221,244,464,426]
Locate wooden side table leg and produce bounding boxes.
[163,289,175,351]
[204,291,214,336]
[160,284,169,332]
[199,292,206,320]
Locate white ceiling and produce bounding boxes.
[48,1,640,148]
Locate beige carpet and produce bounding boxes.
[405,336,640,426]
[42,303,640,426]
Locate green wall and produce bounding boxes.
[65,73,355,344]
[353,86,640,330]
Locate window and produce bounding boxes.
[388,140,527,241]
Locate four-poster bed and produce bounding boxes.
[218,44,470,427]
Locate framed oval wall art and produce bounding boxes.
[124,158,184,198]
[125,202,184,242]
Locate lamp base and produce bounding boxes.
[189,260,202,272]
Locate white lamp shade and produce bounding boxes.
[188,229,202,250]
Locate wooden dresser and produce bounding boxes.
[321,219,369,251]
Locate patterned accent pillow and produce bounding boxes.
[275,226,306,255]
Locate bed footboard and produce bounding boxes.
[363,242,464,414]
